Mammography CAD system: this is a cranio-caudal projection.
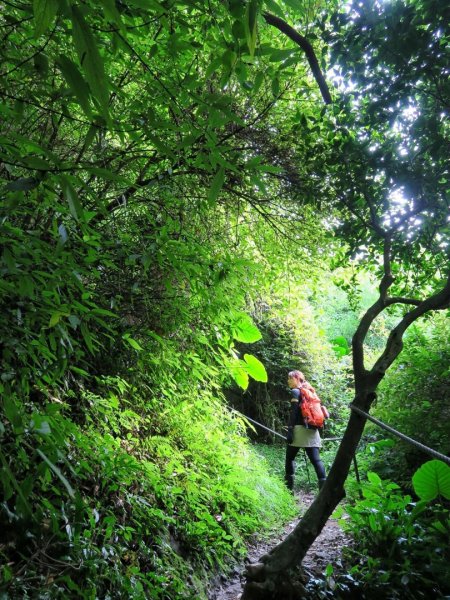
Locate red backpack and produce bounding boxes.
[299,384,329,430]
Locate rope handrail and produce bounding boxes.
[232,405,450,466]
[232,402,449,501]
[231,409,342,443]
[350,403,450,466]
[231,410,287,441]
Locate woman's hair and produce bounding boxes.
[288,370,305,382]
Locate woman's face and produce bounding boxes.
[287,376,298,389]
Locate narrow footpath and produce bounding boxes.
[209,493,352,600]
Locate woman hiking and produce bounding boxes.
[285,370,328,492]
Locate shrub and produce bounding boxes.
[333,470,450,599]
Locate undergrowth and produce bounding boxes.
[0,374,296,599]
[322,472,450,600]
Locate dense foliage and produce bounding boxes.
[1,1,321,596]
[1,0,449,598]
[333,469,450,599]
[2,371,298,599]
[359,314,450,483]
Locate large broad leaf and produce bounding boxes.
[367,471,382,486]
[244,0,258,57]
[99,0,124,31]
[33,0,58,37]
[244,354,268,382]
[61,175,84,222]
[6,177,40,192]
[230,361,249,390]
[231,313,262,343]
[36,449,75,499]
[412,460,450,501]
[208,167,225,204]
[72,6,110,117]
[367,438,396,454]
[57,55,93,119]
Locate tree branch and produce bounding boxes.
[370,269,450,382]
[262,12,332,105]
[384,296,422,307]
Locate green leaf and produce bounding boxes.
[431,520,448,534]
[244,0,258,57]
[331,335,350,358]
[221,49,237,70]
[21,156,51,170]
[244,353,268,382]
[123,334,143,351]
[281,0,304,14]
[57,55,93,119]
[0,450,33,516]
[367,471,382,486]
[33,0,58,37]
[83,166,132,185]
[84,124,97,151]
[208,167,225,204]
[252,71,264,93]
[32,420,51,435]
[100,0,124,31]
[80,322,95,354]
[232,19,246,41]
[366,438,396,454]
[147,135,175,160]
[127,0,164,11]
[231,361,249,390]
[271,75,280,96]
[205,57,223,79]
[263,0,285,18]
[231,313,262,343]
[332,335,349,347]
[61,175,84,222]
[34,52,49,77]
[69,366,90,377]
[255,163,284,174]
[72,6,110,117]
[269,48,296,62]
[3,396,22,429]
[412,460,450,501]
[49,312,62,327]
[36,449,75,499]
[68,315,81,329]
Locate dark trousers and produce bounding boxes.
[285,445,326,490]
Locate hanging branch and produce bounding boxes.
[262,12,332,105]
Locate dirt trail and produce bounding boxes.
[209,493,351,600]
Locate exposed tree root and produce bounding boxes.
[242,566,308,600]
